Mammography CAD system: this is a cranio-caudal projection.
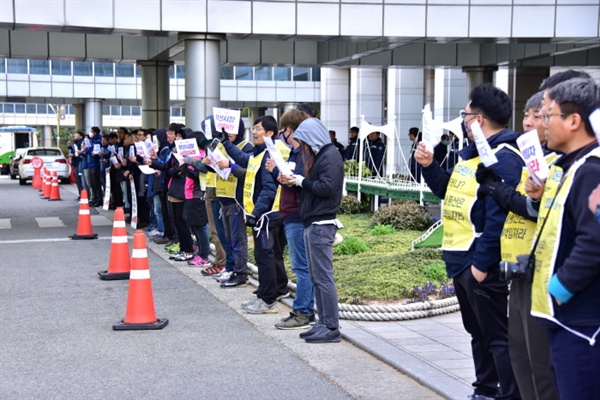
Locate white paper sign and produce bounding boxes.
[590,108,600,146]
[108,145,116,155]
[207,147,231,180]
[213,107,241,135]
[175,138,202,158]
[138,165,157,175]
[471,121,498,167]
[92,144,101,155]
[117,147,123,159]
[128,146,134,159]
[84,138,91,148]
[421,104,438,153]
[517,130,549,185]
[146,137,158,153]
[264,136,292,176]
[110,156,119,166]
[102,168,111,211]
[134,142,148,159]
[129,179,137,229]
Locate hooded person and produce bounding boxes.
[287,117,345,343]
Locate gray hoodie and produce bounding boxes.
[294,118,330,155]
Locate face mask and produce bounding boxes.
[443,140,450,146]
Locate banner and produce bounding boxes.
[129,179,138,229]
[175,138,202,158]
[102,168,111,211]
[517,130,549,185]
[213,107,241,135]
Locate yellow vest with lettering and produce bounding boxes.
[442,144,521,251]
[500,153,557,262]
[215,141,252,198]
[531,148,600,319]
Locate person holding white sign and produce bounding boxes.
[415,83,523,400]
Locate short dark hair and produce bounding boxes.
[254,115,278,135]
[349,126,359,134]
[91,126,101,134]
[409,127,419,137]
[74,130,84,138]
[108,132,118,140]
[118,127,128,134]
[539,70,592,90]
[296,103,316,118]
[469,83,512,127]
[549,78,599,137]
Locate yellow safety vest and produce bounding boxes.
[531,147,600,319]
[214,140,252,198]
[500,153,557,262]
[442,144,521,251]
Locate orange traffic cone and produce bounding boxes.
[98,207,131,280]
[113,231,168,330]
[41,169,51,198]
[48,171,62,201]
[69,189,98,240]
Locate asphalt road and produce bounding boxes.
[0,177,442,400]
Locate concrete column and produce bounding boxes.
[320,68,350,146]
[139,60,171,130]
[73,103,85,131]
[350,68,385,127]
[42,125,53,147]
[462,66,497,96]
[508,67,549,132]
[182,34,224,130]
[84,99,102,133]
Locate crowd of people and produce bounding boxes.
[415,71,600,400]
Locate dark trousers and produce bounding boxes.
[88,165,102,205]
[272,219,290,297]
[170,200,193,253]
[159,191,174,240]
[109,168,123,207]
[548,326,600,400]
[454,268,520,400]
[508,280,558,400]
[221,202,248,278]
[254,225,276,304]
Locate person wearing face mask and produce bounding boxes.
[434,134,451,170]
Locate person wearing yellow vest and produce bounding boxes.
[476,88,560,400]
[524,78,600,400]
[415,84,523,400]
[218,116,285,313]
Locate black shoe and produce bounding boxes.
[220,274,248,288]
[299,322,324,339]
[153,236,173,245]
[304,325,341,343]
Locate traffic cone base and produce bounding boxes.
[98,208,130,280]
[112,318,169,331]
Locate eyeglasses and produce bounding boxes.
[460,110,479,119]
[252,126,264,132]
[540,113,571,124]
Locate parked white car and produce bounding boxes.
[18,147,71,185]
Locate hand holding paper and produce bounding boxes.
[264,136,292,176]
[516,130,549,185]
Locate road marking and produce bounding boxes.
[91,215,114,226]
[0,236,118,244]
[35,217,66,228]
[0,219,11,229]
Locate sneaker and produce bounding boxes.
[304,325,341,343]
[220,274,248,288]
[146,228,159,236]
[187,255,211,267]
[243,298,278,314]
[169,251,183,260]
[173,252,194,262]
[299,321,324,339]
[165,242,180,254]
[201,265,224,276]
[275,312,311,330]
[241,296,259,308]
[216,271,232,283]
[153,236,172,245]
[276,291,290,300]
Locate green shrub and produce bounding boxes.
[422,262,447,282]
[334,236,370,255]
[339,195,369,214]
[344,159,372,178]
[371,201,432,231]
[370,224,395,236]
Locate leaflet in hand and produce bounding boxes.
[92,144,101,155]
[471,121,498,167]
[421,104,439,153]
[134,142,149,159]
[517,130,549,185]
[207,147,231,180]
[264,136,292,176]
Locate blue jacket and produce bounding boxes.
[422,128,524,278]
[85,135,101,168]
[68,139,84,168]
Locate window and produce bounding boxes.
[176,65,185,79]
[94,62,114,77]
[169,66,174,79]
[37,104,47,114]
[103,105,111,115]
[274,67,291,81]
[7,59,28,74]
[116,63,134,77]
[73,61,93,76]
[52,61,72,76]
[15,104,25,114]
[111,106,120,116]
[171,107,181,117]
[132,106,141,116]
[48,105,55,114]
[235,66,253,81]
[181,108,185,117]
[255,66,272,81]
[0,58,5,73]
[311,67,321,82]
[220,66,234,80]
[135,65,141,78]
[27,104,36,114]
[4,104,13,113]
[293,67,310,81]
[29,60,50,75]
[65,105,74,115]
[0,104,3,113]
[121,106,131,116]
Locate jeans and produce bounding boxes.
[191,224,210,259]
[152,194,164,233]
[212,200,235,271]
[284,222,314,316]
[221,202,248,278]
